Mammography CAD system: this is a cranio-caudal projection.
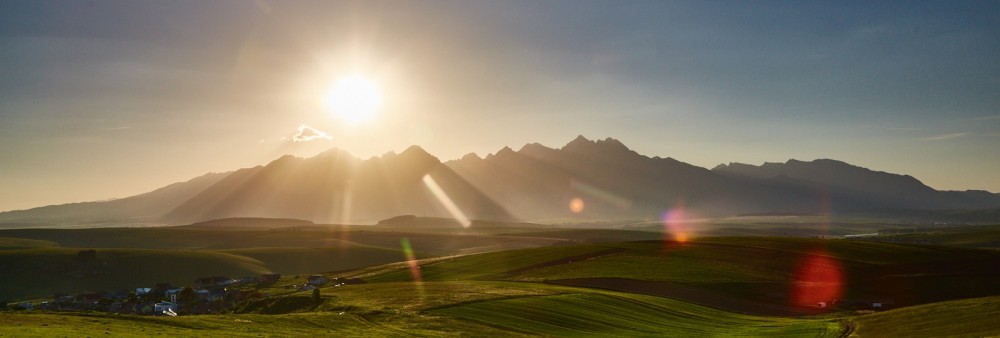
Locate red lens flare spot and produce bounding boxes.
[569,197,585,213]
[791,250,844,309]
[662,201,695,245]
[674,231,689,244]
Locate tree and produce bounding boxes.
[312,287,321,304]
[178,287,196,304]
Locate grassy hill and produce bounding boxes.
[1,281,843,337]
[356,236,1000,315]
[849,295,1000,337]
[0,248,269,300]
[2,221,1000,336]
[0,218,572,300]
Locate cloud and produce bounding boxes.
[973,115,1000,121]
[921,132,968,141]
[292,124,332,142]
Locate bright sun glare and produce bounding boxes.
[324,74,383,125]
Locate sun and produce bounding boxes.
[323,74,383,125]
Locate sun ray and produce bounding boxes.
[422,174,472,228]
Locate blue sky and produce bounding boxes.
[1,1,998,211]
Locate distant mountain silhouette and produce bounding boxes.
[162,146,513,224]
[448,136,833,219]
[0,172,227,226]
[2,136,998,228]
[713,159,1000,210]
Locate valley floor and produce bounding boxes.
[4,221,1000,336]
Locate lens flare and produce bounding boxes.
[401,238,421,282]
[569,197,585,213]
[422,174,471,228]
[674,231,689,243]
[790,249,844,309]
[662,201,694,244]
[400,237,425,301]
[570,179,631,209]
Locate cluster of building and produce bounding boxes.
[3,273,368,316]
[4,273,283,316]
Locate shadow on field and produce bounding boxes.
[547,278,812,317]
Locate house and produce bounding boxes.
[300,284,316,291]
[195,289,210,301]
[165,289,183,303]
[240,276,259,284]
[153,301,178,315]
[307,275,328,286]
[195,276,236,288]
[207,288,227,302]
[53,293,74,304]
[135,288,152,296]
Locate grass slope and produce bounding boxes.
[849,295,1000,337]
[222,246,405,276]
[0,248,269,300]
[433,292,839,337]
[2,281,841,337]
[2,232,999,336]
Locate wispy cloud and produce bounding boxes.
[921,132,969,141]
[292,124,332,142]
[972,115,1000,121]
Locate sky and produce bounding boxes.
[1,0,999,212]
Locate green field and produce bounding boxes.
[849,295,1000,337]
[2,219,1000,336]
[0,218,566,300]
[1,281,843,337]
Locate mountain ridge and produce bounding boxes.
[2,136,998,228]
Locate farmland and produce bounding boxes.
[2,218,1000,336]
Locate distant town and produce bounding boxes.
[2,269,365,316]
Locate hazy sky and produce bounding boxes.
[1,1,999,211]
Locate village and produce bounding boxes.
[1,273,366,316]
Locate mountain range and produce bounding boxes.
[2,136,999,228]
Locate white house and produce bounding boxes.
[165,288,183,303]
[154,301,178,315]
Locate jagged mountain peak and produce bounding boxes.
[566,134,591,146]
[460,152,482,161]
[496,146,516,156]
[401,144,432,157]
[518,142,550,152]
[596,137,626,148]
[561,135,633,155]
